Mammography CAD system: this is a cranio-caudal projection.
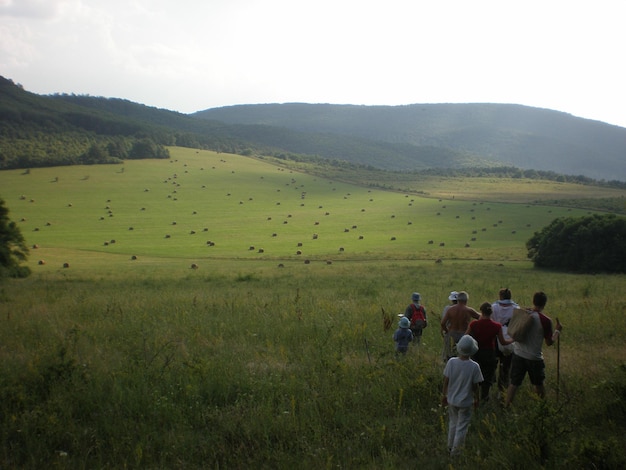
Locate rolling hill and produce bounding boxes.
[2,75,625,181]
[194,103,626,181]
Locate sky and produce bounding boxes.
[1,0,625,128]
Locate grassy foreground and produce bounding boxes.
[1,149,625,468]
[1,261,625,469]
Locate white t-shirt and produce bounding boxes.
[443,357,484,407]
[491,300,519,326]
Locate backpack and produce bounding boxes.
[409,304,427,330]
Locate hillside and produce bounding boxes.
[195,103,626,181]
[2,75,625,181]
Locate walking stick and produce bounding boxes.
[555,317,561,402]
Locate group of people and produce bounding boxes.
[393,288,562,457]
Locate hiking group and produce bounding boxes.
[393,288,563,457]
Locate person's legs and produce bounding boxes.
[447,405,459,451]
[451,406,473,455]
[506,353,526,406]
[478,352,497,402]
[442,333,451,362]
[505,384,518,406]
[498,353,512,391]
[527,359,546,399]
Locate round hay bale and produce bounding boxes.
[131,255,138,260]
[304,259,311,264]
[32,244,39,249]
[435,258,443,264]
[38,260,46,265]
[439,242,445,246]
[278,263,285,268]
[191,263,199,270]
[63,262,70,268]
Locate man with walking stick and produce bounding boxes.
[505,291,563,406]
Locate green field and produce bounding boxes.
[2,147,616,272]
[1,148,625,468]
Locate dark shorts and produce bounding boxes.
[510,353,545,387]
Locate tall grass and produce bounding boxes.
[1,261,625,468]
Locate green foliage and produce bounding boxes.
[526,214,626,273]
[0,198,30,278]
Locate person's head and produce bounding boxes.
[456,335,478,357]
[533,291,548,309]
[448,291,458,303]
[499,288,512,301]
[479,302,493,316]
[456,291,468,304]
[411,292,421,303]
[399,317,410,329]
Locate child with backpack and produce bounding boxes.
[404,292,428,344]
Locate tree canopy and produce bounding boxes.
[526,214,626,273]
[0,198,30,278]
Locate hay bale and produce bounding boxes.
[191,263,199,270]
[38,260,45,265]
[63,262,70,268]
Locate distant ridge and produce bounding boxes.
[1,75,624,181]
[195,103,626,181]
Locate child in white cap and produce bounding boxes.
[442,334,484,457]
[393,317,413,356]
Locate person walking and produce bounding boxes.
[441,291,480,361]
[491,288,519,391]
[467,302,514,402]
[505,291,562,406]
[440,291,458,362]
[404,292,427,345]
[393,317,413,356]
[442,335,484,457]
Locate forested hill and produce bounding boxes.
[2,75,625,182]
[195,103,626,181]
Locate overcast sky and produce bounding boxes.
[2,0,625,128]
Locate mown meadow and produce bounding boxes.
[1,148,625,469]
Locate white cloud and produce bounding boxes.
[1,0,625,127]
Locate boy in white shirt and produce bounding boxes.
[442,335,484,456]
